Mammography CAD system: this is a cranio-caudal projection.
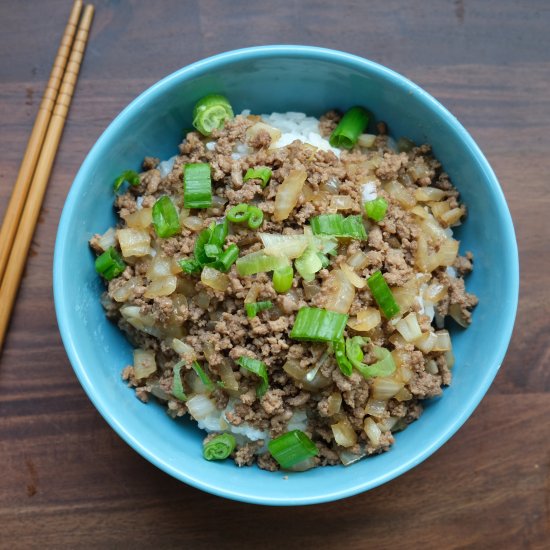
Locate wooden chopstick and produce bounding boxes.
[0,0,84,284]
[0,4,95,351]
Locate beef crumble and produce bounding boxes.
[91,110,476,471]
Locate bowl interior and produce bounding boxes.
[54,46,518,505]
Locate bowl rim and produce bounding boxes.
[54,44,519,506]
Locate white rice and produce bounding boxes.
[261,111,340,156]
[158,155,177,177]
[361,181,378,202]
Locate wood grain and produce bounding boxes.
[0,1,548,548]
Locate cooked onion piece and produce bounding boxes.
[273,169,307,222]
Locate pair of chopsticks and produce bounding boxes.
[0,1,94,351]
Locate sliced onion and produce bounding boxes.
[436,238,459,266]
[421,215,448,242]
[433,330,452,351]
[320,178,340,195]
[384,180,416,209]
[414,331,437,353]
[399,365,413,383]
[424,282,448,302]
[182,216,204,231]
[396,312,422,342]
[338,448,366,466]
[120,306,161,337]
[410,205,430,219]
[347,250,369,270]
[219,361,239,392]
[394,387,413,402]
[144,275,177,298]
[186,395,217,419]
[111,277,139,302]
[283,359,331,391]
[358,133,377,148]
[246,121,282,146]
[330,195,355,211]
[323,269,355,314]
[147,254,172,281]
[201,266,230,292]
[340,262,366,289]
[391,278,418,311]
[364,399,387,417]
[331,419,357,448]
[449,303,469,327]
[260,233,309,259]
[303,280,321,300]
[415,187,446,202]
[364,417,382,446]
[441,206,465,226]
[194,291,211,310]
[171,338,197,363]
[117,228,151,257]
[430,200,450,222]
[371,377,404,401]
[426,359,439,374]
[348,307,381,332]
[124,207,153,229]
[273,169,307,222]
[133,349,157,379]
[326,392,342,416]
[377,416,398,432]
[97,227,117,251]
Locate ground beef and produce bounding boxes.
[91,108,477,471]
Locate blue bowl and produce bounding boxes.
[54,45,518,506]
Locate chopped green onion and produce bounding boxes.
[113,170,140,192]
[180,220,234,274]
[345,336,369,369]
[152,196,181,238]
[329,106,371,149]
[367,270,400,318]
[236,250,289,276]
[209,218,228,246]
[310,214,367,240]
[203,433,236,461]
[245,301,273,318]
[236,356,269,396]
[244,166,272,188]
[192,94,234,136]
[353,345,396,379]
[95,247,126,280]
[184,163,212,209]
[227,203,250,223]
[317,252,331,268]
[171,361,187,401]
[204,243,222,260]
[227,203,264,229]
[272,265,294,293]
[334,338,353,376]
[214,244,239,272]
[179,258,201,274]
[365,197,388,222]
[268,430,318,469]
[247,206,264,229]
[290,307,348,342]
[194,225,215,266]
[191,361,214,391]
[295,246,323,282]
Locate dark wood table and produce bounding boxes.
[1,1,548,548]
